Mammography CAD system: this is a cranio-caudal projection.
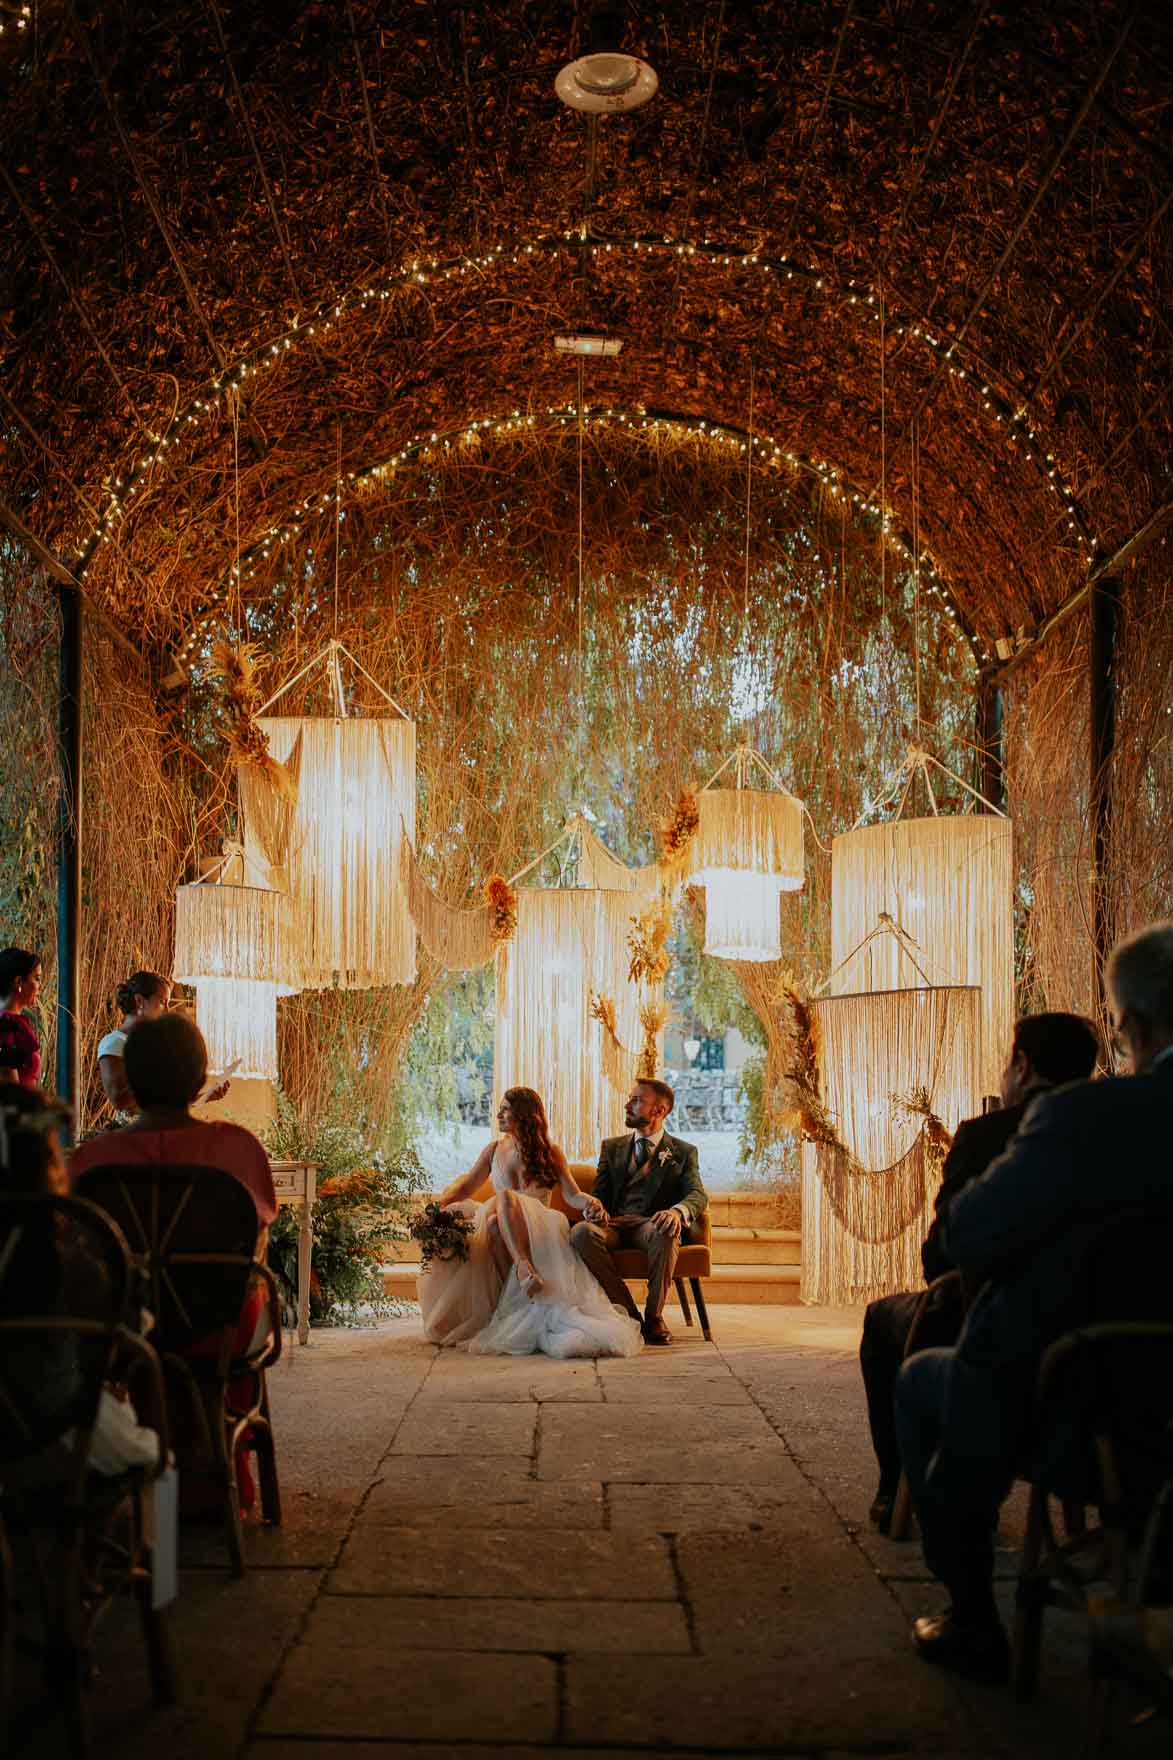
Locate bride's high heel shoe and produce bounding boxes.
[517,1261,544,1300]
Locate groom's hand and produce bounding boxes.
[583,1197,608,1224]
[650,1208,683,1239]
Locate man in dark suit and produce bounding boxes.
[860,1012,1101,1534]
[570,1078,707,1345]
[896,921,1173,1682]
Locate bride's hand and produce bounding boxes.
[583,1196,608,1224]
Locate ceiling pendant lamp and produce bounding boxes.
[241,640,417,990]
[689,746,805,961]
[173,857,296,1082]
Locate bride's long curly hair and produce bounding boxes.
[502,1086,560,1188]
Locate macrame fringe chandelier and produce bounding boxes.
[831,747,1013,1095]
[173,856,296,1082]
[241,641,417,990]
[495,817,666,1161]
[688,745,804,961]
[800,979,981,1305]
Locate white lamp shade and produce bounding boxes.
[246,715,417,990]
[697,870,787,961]
[173,883,294,987]
[690,787,804,887]
[192,976,281,1082]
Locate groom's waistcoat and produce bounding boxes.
[595,1131,708,1226]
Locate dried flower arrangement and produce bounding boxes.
[627,899,672,985]
[660,789,700,868]
[484,873,518,943]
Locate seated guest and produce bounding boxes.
[0,1086,160,1477]
[895,921,1173,1682]
[0,947,44,1088]
[860,1012,1100,1532]
[72,1014,276,1513]
[72,1013,276,1230]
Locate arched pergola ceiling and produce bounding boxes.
[2,0,1170,659]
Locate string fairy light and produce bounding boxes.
[171,404,979,667]
[78,230,1099,593]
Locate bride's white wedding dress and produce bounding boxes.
[418,1147,642,1359]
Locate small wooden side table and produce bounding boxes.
[270,1158,318,1344]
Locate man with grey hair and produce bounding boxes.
[894,921,1173,1683]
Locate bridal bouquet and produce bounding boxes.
[410,1201,476,1269]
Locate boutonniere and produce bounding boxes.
[656,1146,674,1167]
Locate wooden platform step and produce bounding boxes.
[713,1225,801,1266]
[382,1259,801,1305]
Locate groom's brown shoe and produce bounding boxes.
[642,1316,672,1345]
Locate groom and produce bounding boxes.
[570,1078,708,1345]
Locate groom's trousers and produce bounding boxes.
[569,1219,679,1321]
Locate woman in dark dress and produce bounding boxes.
[0,947,43,1088]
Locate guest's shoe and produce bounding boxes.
[517,1262,544,1300]
[642,1316,672,1346]
[912,1609,1010,1684]
[868,1490,896,1535]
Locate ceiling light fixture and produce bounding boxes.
[555,51,658,114]
[554,334,624,356]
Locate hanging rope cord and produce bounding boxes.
[231,386,242,634]
[912,415,922,731]
[742,360,754,651]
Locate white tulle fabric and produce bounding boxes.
[418,1152,642,1359]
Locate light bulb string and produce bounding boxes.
[913,414,922,730]
[333,421,342,639]
[231,386,242,634]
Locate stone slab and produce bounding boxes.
[358,1476,605,1530]
[329,1525,676,1600]
[608,1480,812,1535]
[363,1455,536,1500]
[564,1653,974,1753]
[259,1606,555,1744]
[85,1566,324,1760]
[304,1593,690,1653]
[537,1401,788,1484]
[418,1355,602,1402]
[390,1401,538,1456]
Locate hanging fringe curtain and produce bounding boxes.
[401,837,498,972]
[831,815,1014,1095]
[496,888,664,1161]
[245,715,416,989]
[570,815,662,903]
[236,730,303,886]
[799,985,981,1304]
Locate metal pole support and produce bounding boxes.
[56,582,83,1127]
[1089,574,1121,1016]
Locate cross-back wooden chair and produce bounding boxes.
[74,1163,282,1576]
[0,1194,175,1758]
[1011,1207,1173,1727]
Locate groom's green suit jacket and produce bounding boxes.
[593,1132,709,1231]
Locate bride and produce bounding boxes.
[418,1087,642,1359]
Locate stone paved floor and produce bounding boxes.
[11,1306,1170,1757]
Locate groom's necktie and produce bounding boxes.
[633,1135,651,1170]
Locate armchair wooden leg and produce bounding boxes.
[690,1278,713,1343]
[675,1278,695,1327]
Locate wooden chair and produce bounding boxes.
[465,1160,715,1339]
[74,1163,282,1576]
[0,1194,176,1757]
[1011,1208,1173,1715]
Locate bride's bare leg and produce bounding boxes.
[481,1198,512,1282]
[497,1186,543,1296]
